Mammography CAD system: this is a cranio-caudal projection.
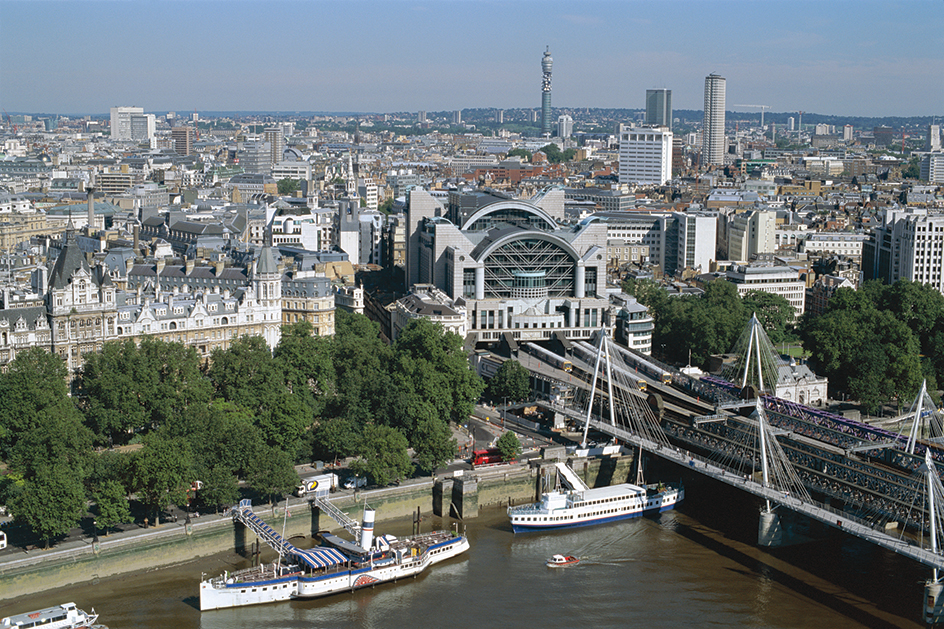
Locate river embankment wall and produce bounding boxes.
[0,453,635,601]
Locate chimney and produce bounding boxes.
[156,259,165,275]
[133,224,140,253]
[184,256,194,275]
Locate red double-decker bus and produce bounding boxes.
[472,448,504,467]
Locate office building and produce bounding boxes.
[725,209,777,261]
[541,47,553,136]
[129,113,156,142]
[645,89,672,128]
[171,126,194,156]
[843,125,854,142]
[453,110,462,125]
[110,106,144,140]
[927,124,942,152]
[265,127,284,165]
[557,115,573,139]
[618,125,673,186]
[920,153,944,184]
[726,263,806,322]
[703,74,726,166]
[863,209,944,295]
[417,111,426,123]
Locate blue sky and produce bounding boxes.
[1,0,941,117]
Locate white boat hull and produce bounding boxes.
[508,483,683,534]
[200,536,469,610]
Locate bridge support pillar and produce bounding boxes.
[451,477,479,520]
[925,580,944,625]
[433,477,454,518]
[757,510,783,547]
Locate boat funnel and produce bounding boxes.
[360,508,375,550]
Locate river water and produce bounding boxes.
[1,472,929,628]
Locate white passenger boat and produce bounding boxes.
[508,481,683,533]
[1,602,102,629]
[200,500,469,610]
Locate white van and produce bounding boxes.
[0,531,7,550]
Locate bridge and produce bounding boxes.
[514,328,944,622]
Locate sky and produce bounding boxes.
[1,0,942,118]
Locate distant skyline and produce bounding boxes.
[1,0,942,119]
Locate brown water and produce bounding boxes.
[1,474,928,628]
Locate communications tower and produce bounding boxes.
[541,47,553,137]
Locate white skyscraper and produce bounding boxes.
[702,74,726,166]
[843,125,854,142]
[619,125,673,186]
[557,114,573,139]
[927,124,942,152]
[110,106,144,140]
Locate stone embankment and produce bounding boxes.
[0,453,633,601]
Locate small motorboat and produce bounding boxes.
[545,554,579,568]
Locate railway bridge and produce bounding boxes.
[515,331,944,623]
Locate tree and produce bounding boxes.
[901,156,920,180]
[274,321,336,417]
[311,416,361,464]
[277,178,300,195]
[93,480,131,536]
[132,435,193,526]
[199,465,240,514]
[741,290,794,345]
[79,338,212,444]
[247,446,298,504]
[507,148,531,161]
[538,144,563,163]
[209,336,309,455]
[488,360,530,402]
[411,416,457,474]
[350,424,412,486]
[496,431,521,461]
[11,464,87,548]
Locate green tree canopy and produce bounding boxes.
[488,360,530,402]
[247,446,299,504]
[350,424,413,486]
[274,321,336,417]
[507,148,532,161]
[93,479,131,535]
[496,431,522,461]
[277,178,300,195]
[132,435,194,525]
[79,338,212,445]
[11,464,87,548]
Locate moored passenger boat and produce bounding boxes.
[199,500,469,610]
[0,602,102,629]
[507,481,683,533]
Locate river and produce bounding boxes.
[1,472,928,628]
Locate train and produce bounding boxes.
[521,343,573,373]
[571,341,648,393]
[698,373,944,469]
[573,339,671,386]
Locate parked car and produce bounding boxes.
[344,476,366,490]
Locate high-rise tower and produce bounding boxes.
[541,47,553,137]
[646,89,672,128]
[703,74,726,167]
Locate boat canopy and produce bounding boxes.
[234,503,348,570]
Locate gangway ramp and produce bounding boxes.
[313,495,362,538]
[555,462,589,491]
[231,499,347,570]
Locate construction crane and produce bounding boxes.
[734,104,771,127]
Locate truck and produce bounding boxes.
[295,473,338,498]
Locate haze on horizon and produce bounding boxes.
[1,0,941,119]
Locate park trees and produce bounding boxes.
[11,464,87,548]
[79,338,212,445]
[350,424,413,486]
[496,431,522,462]
[488,359,530,402]
[0,348,93,479]
[92,479,132,535]
[247,446,298,505]
[800,282,927,413]
[132,435,194,526]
